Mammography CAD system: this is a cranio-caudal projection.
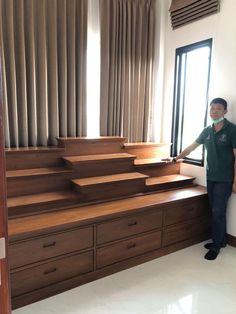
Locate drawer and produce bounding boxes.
[163,198,210,226]
[9,226,93,269]
[11,251,93,297]
[96,230,162,268]
[163,218,210,246]
[96,210,162,245]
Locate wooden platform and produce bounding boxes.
[72,172,149,201]
[63,153,136,165]
[8,185,208,241]
[5,137,210,309]
[63,153,136,177]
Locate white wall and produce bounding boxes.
[162,0,236,236]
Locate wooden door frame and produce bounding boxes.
[0,52,11,313]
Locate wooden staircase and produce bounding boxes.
[6,137,210,309]
[6,142,188,216]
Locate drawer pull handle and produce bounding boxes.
[43,241,56,248]
[127,243,136,249]
[128,221,137,227]
[44,267,57,275]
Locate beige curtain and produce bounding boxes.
[100,0,155,142]
[0,0,87,147]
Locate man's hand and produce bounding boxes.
[161,157,183,163]
[161,157,171,162]
[161,157,175,162]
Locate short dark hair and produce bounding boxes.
[210,97,227,110]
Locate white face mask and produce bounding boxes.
[211,117,224,124]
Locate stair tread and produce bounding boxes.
[7,191,79,208]
[72,172,149,187]
[134,158,168,166]
[6,167,71,178]
[8,185,207,241]
[146,174,195,186]
[63,153,136,164]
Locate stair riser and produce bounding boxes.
[7,174,72,197]
[135,163,180,177]
[73,179,147,202]
[124,144,170,159]
[58,140,126,156]
[65,160,134,178]
[146,180,195,192]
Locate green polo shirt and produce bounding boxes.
[196,119,236,182]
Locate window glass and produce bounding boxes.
[171,39,212,165]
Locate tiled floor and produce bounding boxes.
[13,242,236,314]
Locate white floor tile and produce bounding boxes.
[13,242,236,314]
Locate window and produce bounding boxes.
[87,0,100,138]
[171,39,212,165]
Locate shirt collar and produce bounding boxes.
[211,118,229,130]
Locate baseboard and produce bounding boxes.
[227,233,236,247]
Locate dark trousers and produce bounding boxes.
[207,180,232,253]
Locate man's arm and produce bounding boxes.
[232,148,236,193]
[175,142,200,161]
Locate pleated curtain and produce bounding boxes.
[0,0,87,147]
[100,0,156,143]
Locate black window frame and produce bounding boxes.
[171,38,212,166]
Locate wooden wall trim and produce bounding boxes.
[0,51,11,313]
[227,233,236,248]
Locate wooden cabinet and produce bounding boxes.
[9,227,93,269]
[96,210,162,244]
[162,198,210,246]
[9,193,210,309]
[163,217,210,246]
[163,198,209,226]
[97,230,162,268]
[11,251,93,297]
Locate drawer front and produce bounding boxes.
[9,226,93,269]
[96,210,162,245]
[163,218,210,246]
[97,230,162,268]
[163,198,209,226]
[11,251,93,297]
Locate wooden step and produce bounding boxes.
[134,158,180,177]
[7,191,81,218]
[6,167,73,197]
[72,172,149,202]
[63,153,136,177]
[145,174,195,191]
[63,153,136,165]
[6,167,71,178]
[8,185,208,242]
[5,147,65,171]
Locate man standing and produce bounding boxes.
[173,98,236,260]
